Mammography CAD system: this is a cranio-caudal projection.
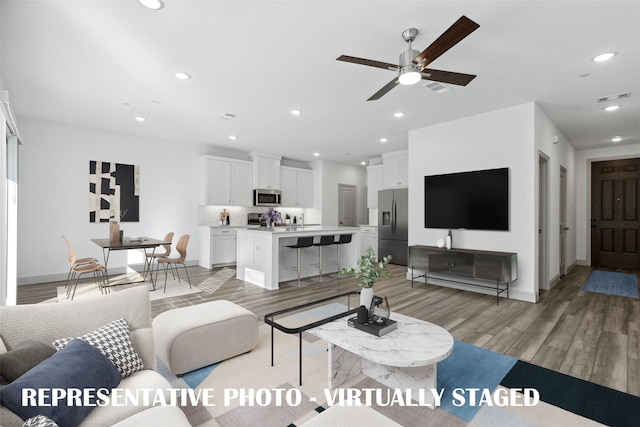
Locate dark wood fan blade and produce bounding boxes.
[421,69,476,86]
[367,78,399,101]
[337,55,399,71]
[413,16,480,68]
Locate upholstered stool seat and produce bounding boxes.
[152,300,258,375]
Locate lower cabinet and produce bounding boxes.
[199,226,238,268]
[359,226,378,258]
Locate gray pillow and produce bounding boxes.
[0,340,56,383]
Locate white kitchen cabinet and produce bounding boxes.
[199,156,253,206]
[359,225,378,258]
[280,167,313,207]
[253,155,281,190]
[211,228,237,266]
[382,151,408,188]
[366,165,383,208]
[199,226,238,268]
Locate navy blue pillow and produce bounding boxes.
[0,339,121,427]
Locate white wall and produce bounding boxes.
[17,118,203,284]
[304,160,366,226]
[408,103,538,302]
[534,105,577,284]
[575,143,640,265]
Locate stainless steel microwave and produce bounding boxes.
[253,189,281,207]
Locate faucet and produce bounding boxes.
[300,213,304,228]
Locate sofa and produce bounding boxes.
[0,286,191,427]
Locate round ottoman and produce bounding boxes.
[153,300,258,375]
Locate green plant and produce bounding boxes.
[285,213,291,220]
[340,247,392,288]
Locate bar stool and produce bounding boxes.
[312,235,335,282]
[286,236,314,287]
[330,234,353,279]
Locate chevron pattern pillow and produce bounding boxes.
[53,318,144,378]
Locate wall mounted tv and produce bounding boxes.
[424,167,509,231]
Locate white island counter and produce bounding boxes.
[236,226,361,290]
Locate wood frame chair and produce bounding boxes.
[154,234,191,293]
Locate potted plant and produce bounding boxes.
[285,213,291,224]
[341,247,392,312]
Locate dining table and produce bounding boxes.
[90,237,171,290]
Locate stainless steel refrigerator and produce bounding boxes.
[378,188,408,265]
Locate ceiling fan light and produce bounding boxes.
[398,66,421,85]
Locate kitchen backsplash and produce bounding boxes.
[198,205,306,226]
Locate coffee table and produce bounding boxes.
[308,312,454,408]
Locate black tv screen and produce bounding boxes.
[424,168,509,231]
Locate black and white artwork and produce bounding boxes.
[89,161,139,223]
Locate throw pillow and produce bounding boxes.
[0,339,121,427]
[22,415,59,427]
[52,318,144,378]
[0,341,56,383]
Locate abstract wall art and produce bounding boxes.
[89,161,140,223]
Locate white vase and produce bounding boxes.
[359,287,375,313]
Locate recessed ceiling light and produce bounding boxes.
[174,72,191,80]
[394,112,405,118]
[313,152,320,157]
[229,135,237,140]
[379,138,388,143]
[135,117,146,122]
[291,109,302,116]
[593,52,616,62]
[360,161,367,166]
[611,136,622,143]
[604,105,620,111]
[138,0,164,10]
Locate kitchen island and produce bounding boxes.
[236,226,361,289]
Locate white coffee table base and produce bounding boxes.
[328,343,438,408]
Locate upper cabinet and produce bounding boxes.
[382,150,408,188]
[199,156,253,206]
[367,165,383,208]
[280,167,313,207]
[253,154,281,190]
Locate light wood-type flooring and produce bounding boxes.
[17,264,640,396]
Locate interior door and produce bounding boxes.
[559,166,567,277]
[338,184,356,226]
[591,158,640,269]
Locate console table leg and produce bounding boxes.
[270,325,274,367]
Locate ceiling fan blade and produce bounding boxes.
[421,69,476,86]
[367,78,399,101]
[337,55,399,71]
[413,16,480,68]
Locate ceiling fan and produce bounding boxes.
[337,16,480,101]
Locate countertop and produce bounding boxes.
[237,225,359,234]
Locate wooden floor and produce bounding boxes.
[17,264,640,396]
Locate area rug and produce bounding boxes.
[581,270,639,298]
[56,277,201,302]
[156,323,637,426]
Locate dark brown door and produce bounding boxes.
[591,158,640,269]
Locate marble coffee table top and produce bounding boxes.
[309,312,454,368]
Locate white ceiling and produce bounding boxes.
[1,1,639,165]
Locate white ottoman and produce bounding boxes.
[153,300,258,375]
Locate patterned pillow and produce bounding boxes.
[53,318,144,378]
[23,415,59,427]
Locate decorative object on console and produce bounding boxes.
[437,238,445,248]
[341,246,392,315]
[89,160,139,223]
[260,207,283,227]
[447,229,452,249]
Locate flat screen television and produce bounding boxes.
[424,167,509,231]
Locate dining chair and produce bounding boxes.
[143,231,174,281]
[67,261,108,301]
[62,236,99,288]
[155,234,191,293]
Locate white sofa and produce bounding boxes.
[0,286,191,427]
